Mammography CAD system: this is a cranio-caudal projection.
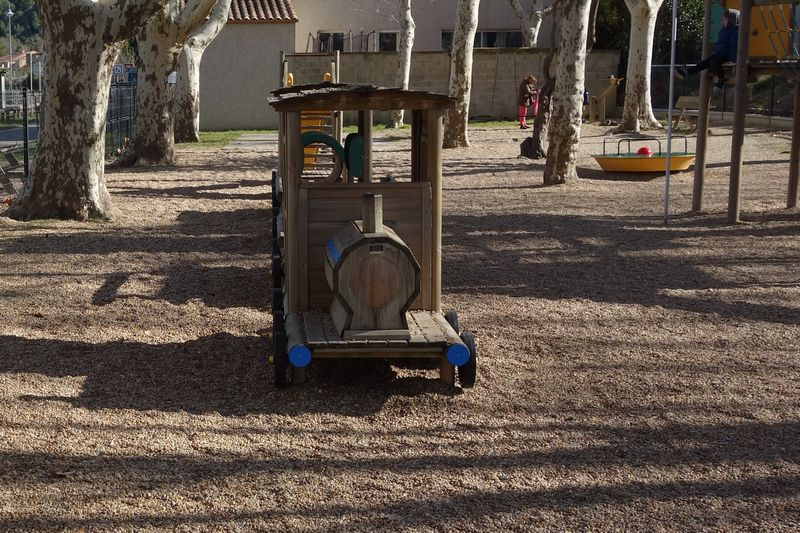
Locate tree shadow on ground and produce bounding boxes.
[1,333,454,416]
[442,210,800,325]
[0,419,796,529]
[112,180,270,201]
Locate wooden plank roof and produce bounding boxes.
[269,83,454,112]
[229,0,297,24]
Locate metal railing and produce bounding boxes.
[106,81,137,157]
[650,64,794,119]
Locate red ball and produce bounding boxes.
[637,146,653,156]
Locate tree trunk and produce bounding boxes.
[543,0,592,185]
[129,27,181,165]
[173,44,202,142]
[390,0,415,128]
[174,0,232,142]
[620,0,663,132]
[508,0,549,47]
[443,0,480,148]
[529,52,555,159]
[121,0,219,166]
[7,0,166,221]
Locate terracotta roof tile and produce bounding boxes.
[229,0,297,24]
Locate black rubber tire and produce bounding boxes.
[271,254,283,289]
[273,313,291,388]
[444,310,460,334]
[457,331,477,388]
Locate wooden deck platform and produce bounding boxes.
[295,310,459,358]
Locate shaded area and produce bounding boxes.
[0,334,439,415]
[443,211,800,325]
[0,420,797,529]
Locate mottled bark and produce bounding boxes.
[121,0,218,166]
[544,0,591,185]
[620,0,663,132]
[443,0,480,149]
[8,0,166,221]
[174,45,202,142]
[508,0,551,47]
[529,51,555,159]
[174,0,231,142]
[390,0,415,128]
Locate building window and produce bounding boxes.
[441,31,453,51]
[318,32,345,53]
[441,30,525,50]
[378,32,399,52]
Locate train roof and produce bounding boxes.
[269,83,454,112]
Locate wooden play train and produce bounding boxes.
[268,83,478,388]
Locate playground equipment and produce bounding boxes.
[588,76,623,123]
[689,0,800,223]
[268,83,478,388]
[593,137,696,172]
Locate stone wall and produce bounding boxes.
[287,48,621,124]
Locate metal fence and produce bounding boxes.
[650,64,795,119]
[106,81,137,156]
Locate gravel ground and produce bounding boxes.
[1,124,798,531]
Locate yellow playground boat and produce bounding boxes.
[593,137,696,173]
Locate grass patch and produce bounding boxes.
[176,129,276,149]
[468,119,519,129]
[342,123,410,134]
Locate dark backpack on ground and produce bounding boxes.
[520,135,539,159]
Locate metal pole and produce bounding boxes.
[22,87,28,181]
[768,74,776,131]
[664,0,679,225]
[728,0,753,224]
[692,0,713,212]
[6,7,12,91]
[788,82,800,208]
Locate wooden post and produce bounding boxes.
[358,110,373,182]
[362,193,383,233]
[335,50,343,142]
[411,110,423,182]
[788,82,800,208]
[285,112,302,312]
[692,0,713,212]
[727,0,753,224]
[424,110,444,312]
[280,50,286,87]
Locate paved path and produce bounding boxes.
[223,132,278,151]
[0,124,39,149]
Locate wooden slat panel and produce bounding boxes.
[412,311,446,344]
[431,313,465,347]
[303,183,432,313]
[285,112,302,313]
[305,182,429,196]
[297,187,309,310]
[407,312,428,344]
[303,312,328,345]
[420,184,432,310]
[322,312,346,345]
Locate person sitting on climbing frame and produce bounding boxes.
[677,9,740,88]
[517,75,539,129]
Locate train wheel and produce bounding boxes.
[457,331,477,388]
[444,310,460,334]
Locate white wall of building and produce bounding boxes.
[201,22,295,131]
[291,0,554,52]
